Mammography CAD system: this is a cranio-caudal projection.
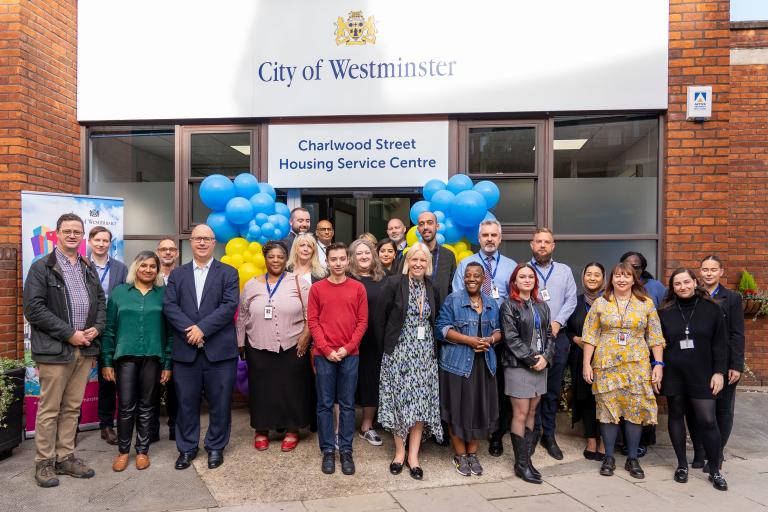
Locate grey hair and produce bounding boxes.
[478,219,502,236]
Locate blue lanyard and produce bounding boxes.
[532,303,541,331]
[265,272,286,302]
[432,247,440,273]
[531,259,555,287]
[483,252,500,280]
[710,284,720,298]
[96,260,111,285]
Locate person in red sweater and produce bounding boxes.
[307,242,368,476]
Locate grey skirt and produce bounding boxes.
[504,367,548,399]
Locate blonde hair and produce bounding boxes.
[126,251,164,287]
[348,239,386,282]
[358,232,378,246]
[287,232,326,278]
[401,242,434,276]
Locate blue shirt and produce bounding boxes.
[91,257,112,299]
[643,278,667,308]
[452,251,517,306]
[530,258,578,327]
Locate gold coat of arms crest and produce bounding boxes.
[335,11,377,45]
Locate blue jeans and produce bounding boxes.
[535,331,570,436]
[314,355,359,454]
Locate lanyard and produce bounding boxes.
[710,285,720,298]
[531,302,541,331]
[614,296,632,330]
[483,252,500,281]
[432,247,440,274]
[417,285,427,321]
[677,298,699,337]
[265,272,286,303]
[96,260,111,285]
[531,259,555,287]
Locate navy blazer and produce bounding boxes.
[106,258,128,296]
[163,259,240,363]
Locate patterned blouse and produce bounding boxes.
[582,294,665,372]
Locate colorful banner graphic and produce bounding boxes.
[21,191,124,436]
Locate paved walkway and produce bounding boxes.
[2,390,768,512]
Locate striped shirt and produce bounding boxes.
[55,247,90,330]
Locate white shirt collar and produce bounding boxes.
[193,258,214,271]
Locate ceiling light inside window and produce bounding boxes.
[231,145,251,155]
[553,139,588,150]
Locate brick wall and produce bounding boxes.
[729,24,768,384]
[0,0,78,359]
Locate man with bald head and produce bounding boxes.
[163,224,239,471]
[315,219,334,266]
[386,218,408,264]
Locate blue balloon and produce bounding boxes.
[254,212,269,226]
[422,179,446,201]
[442,217,462,244]
[258,235,269,245]
[273,214,290,234]
[409,200,432,225]
[233,173,260,198]
[238,223,250,239]
[483,211,497,222]
[260,222,276,239]
[249,192,275,216]
[446,174,474,195]
[434,210,446,224]
[274,202,290,217]
[435,233,446,245]
[272,228,284,240]
[430,190,455,214]
[258,182,277,200]
[199,174,235,211]
[247,220,262,240]
[451,190,488,227]
[225,197,254,225]
[206,212,239,243]
[473,180,501,209]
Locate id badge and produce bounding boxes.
[264,305,273,319]
[680,338,694,350]
[540,289,551,301]
[492,285,500,299]
[536,334,542,352]
[617,331,628,346]
[417,326,426,340]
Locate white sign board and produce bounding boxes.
[686,86,713,120]
[78,0,668,121]
[268,122,449,188]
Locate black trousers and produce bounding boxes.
[150,374,177,436]
[115,356,160,454]
[98,362,117,429]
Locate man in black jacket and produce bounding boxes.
[23,213,106,488]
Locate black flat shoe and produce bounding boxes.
[488,437,503,457]
[691,458,705,469]
[583,449,597,460]
[389,459,404,475]
[625,458,645,479]
[709,471,728,491]
[174,450,197,470]
[540,435,563,460]
[406,462,423,480]
[674,466,688,483]
[207,449,224,469]
[599,455,616,476]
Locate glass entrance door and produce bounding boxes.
[301,193,421,244]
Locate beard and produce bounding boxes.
[533,252,552,265]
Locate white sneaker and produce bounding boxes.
[359,428,383,446]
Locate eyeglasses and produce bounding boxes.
[190,237,214,243]
[316,228,334,232]
[158,247,178,253]
[59,230,84,237]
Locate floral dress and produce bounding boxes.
[582,295,665,425]
[378,278,443,442]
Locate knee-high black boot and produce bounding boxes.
[525,428,542,479]
[512,433,542,484]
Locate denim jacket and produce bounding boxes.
[436,289,501,377]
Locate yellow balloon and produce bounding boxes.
[220,255,234,267]
[406,225,419,246]
[458,250,473,262]
[249,241,262,254]
[229,253,244,268]
[238,262,258,285]
[454,240,469,254]
[226,237,249,256]
[252,252,266,268]
[242,250,253,263]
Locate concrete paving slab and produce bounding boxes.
[216,503,308,512]
[303,492,400,511]
[470,480,560,499]
[392,485,499,512]
[636,473,768,512]
[546,472,671,512]
[491,492,593,511]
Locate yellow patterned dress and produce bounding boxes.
[582,295,665,425]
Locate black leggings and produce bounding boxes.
[116,356,160,454]
[689,381,736,462]
[668,395,720,471]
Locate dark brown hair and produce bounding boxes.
[660,267,718,309]
[326,242,348,259]
[56,213,84,231]
[603,261,650,302]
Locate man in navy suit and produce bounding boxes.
[88,226,129,446]
[163,224,239,470]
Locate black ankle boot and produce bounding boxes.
[525,428,542,479]
[512,433,542,484]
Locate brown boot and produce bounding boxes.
[56,454,95,478]
[35,459,60,488]
[112,454,129,472]
[101,427,118,445]
[135,453,150,470]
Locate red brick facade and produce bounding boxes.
[0,0,78,358]
[1,1,768,384]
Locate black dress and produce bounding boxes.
[658,296,728,399]
[566,295,600,439]
[439,313,499,440]
[356,275,386,407]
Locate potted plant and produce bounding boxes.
[0,357,25,460]
[738,270,767,318]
